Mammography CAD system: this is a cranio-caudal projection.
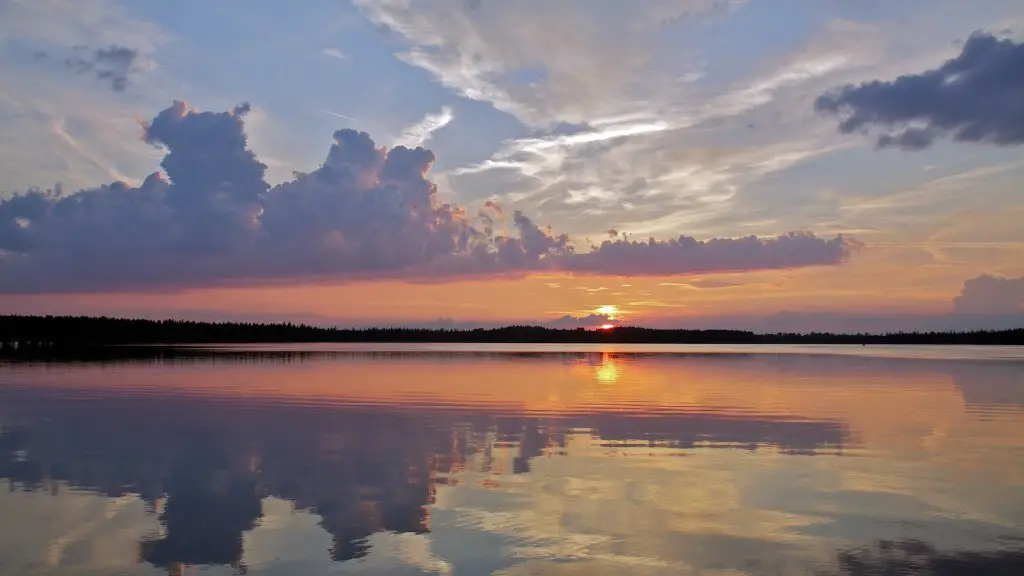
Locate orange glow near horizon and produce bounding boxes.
[2,236,1023,327]
[600,323,615,330]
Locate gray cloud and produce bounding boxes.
[546,313,615,329]
[63,44,139,92]
[0,101,856,293]
[816,32,1024,150]
[953,274,1024,314]
[558,232,855,276]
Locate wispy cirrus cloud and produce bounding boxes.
[416,10,886,246]
[321,47,348,61]
[319,109,357,122]
[350,1,1022,270]
[352,0,731,127]
[707,52,854,119]
[0,0,171,192]
[394,106,455,148]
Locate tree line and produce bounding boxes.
[1,315,1022,347]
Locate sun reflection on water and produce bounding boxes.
[595,352,620,383]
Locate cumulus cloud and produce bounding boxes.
[953,274,1024,314]
[816,32,1024,150]
[63,44,139,92]
[0,101,856,293]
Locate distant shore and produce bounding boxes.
[1,315,1022,348]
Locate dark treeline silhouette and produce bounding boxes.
[2,314,1023,348]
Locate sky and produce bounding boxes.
[0,0,1022,331]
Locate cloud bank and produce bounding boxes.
[0,101,855,293]
[816,32,1024,150]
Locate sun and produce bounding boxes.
[595,305,618,319]
[600,323,615,330]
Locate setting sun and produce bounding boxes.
[600,323,615,330]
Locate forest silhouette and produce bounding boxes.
[1,315,1022,348]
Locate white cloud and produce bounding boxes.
[318,109,356,122]
[352,0,728,127]
[394,106,455,148]
[705,52,854,118]
[451,117,672,177]
[400,7,892,241]
[321,47,348,61]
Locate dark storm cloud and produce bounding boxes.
[0,101,857,293]
[63,44,139,91]
[816,32,1024,150]
[953,274,1024,314]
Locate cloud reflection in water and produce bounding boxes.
[0,347,1022,574]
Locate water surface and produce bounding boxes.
[1,345,1022,575]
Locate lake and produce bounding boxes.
[1,345,1023,575]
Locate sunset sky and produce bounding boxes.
[1,0,1022,331]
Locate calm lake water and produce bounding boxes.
[1,345,1023,575]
